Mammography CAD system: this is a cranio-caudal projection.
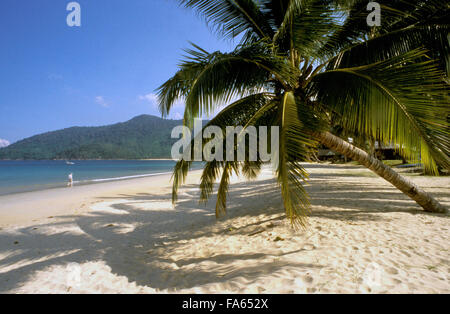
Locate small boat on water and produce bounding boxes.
[66,161,75,165]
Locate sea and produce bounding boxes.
[0,160,201,196]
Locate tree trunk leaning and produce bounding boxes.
[316,131,448,214]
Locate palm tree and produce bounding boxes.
[158,0,450,226]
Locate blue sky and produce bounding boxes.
[0,0,238,144]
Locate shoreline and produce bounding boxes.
[0,169,203,228]
[0,160,204,197]
[0,170,177,198]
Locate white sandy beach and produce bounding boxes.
[0,163,448,294]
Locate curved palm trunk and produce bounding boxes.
[316,131,448,214]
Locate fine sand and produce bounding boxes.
[0,163,448,293]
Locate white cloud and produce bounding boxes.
[0,139,10,148]
[95,96,109,107]
[138,93,184,108]
[138,93,158,105]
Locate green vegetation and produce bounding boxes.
[0,115,182,160]
[159,0,450,223]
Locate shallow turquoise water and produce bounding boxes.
[0,160,197,195]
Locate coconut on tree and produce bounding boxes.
[157,0,450,226]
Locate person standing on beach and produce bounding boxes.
[68,173,73,187]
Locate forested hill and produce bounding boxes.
[0,115,185,160]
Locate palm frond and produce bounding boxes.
[274,0,340,59]
[171,159,192,204]
[320,0,449,65]
[205,92,276,128]
[215,161,240,217]
[309,48,450,174]
[200,93,276,211]
[157,42,297,125]
[179,0,274,41]
[326,24,450,76]
[172,92,274,204]
[276,92,321,227]
[199,160,222,204]
[241,160,263,180]
[167,0,450,223]
[261,0,291,30]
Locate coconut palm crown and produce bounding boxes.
[157,0,450,227]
